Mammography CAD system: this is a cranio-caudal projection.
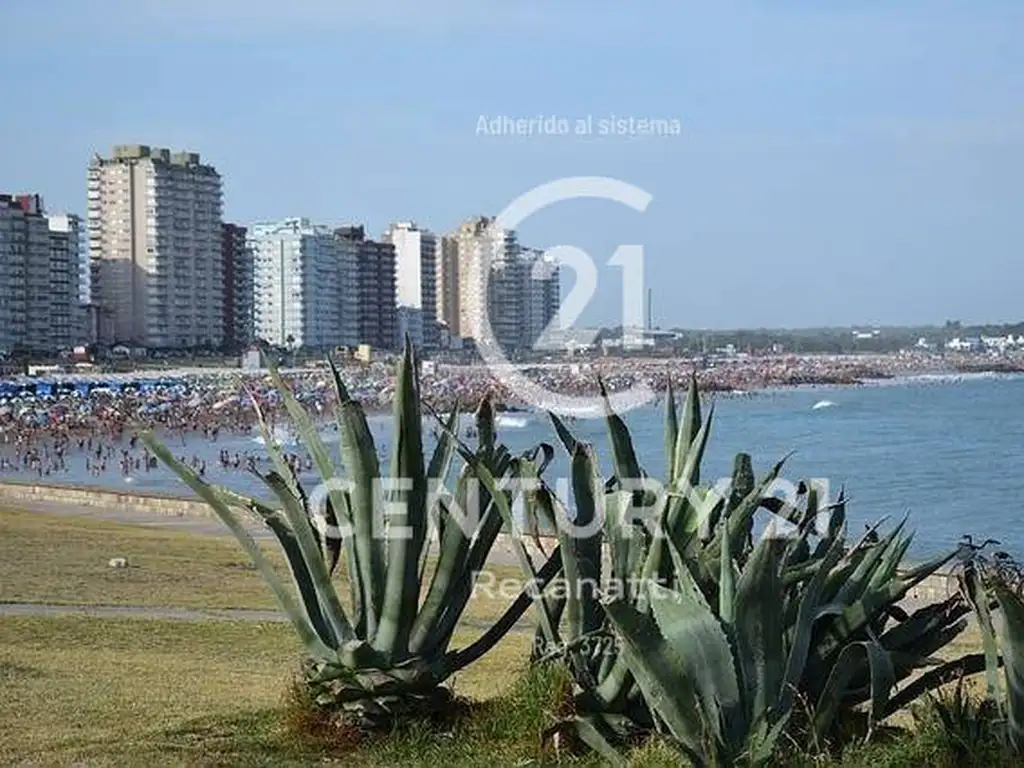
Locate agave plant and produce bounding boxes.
[453,377,719,759]
[603,500,974,765]
[486,375,979,765]
[944,542,1024,754]
[143,340,562,727]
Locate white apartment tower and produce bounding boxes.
[88,145,224,349]
[250,218,358,350]
[0,195,79,354]
[384,221,437,349]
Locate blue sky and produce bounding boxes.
[1,0,1021,329]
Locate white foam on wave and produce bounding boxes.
[252,426,300,446]
[496,414,529,429]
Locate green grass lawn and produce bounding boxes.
[0,507,1004,767]
[0,615,1005,768]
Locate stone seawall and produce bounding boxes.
[0,479,957,603]
[0,479,216,519]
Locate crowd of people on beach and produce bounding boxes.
[0,350,1018,485]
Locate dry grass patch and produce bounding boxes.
[0,508,526,628]
[0,615,531,766]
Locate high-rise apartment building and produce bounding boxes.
[73,219,90,305]
[88,145,224,349]
[222,223,254,350]
[519,247,561,349]
[46,214,83,351]
[0,194,37,354]
[336,225,397,350]
[0,195,79,354]
[447,217,560,353]
[489,255,525,350]
[452,216,488,343]
[384,221,437,349]
[453,216,519,348]
[19,196,53,353]
[436,235,460,338]
[250,218,357,350]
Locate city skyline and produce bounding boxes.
[5,141,562,354]
[1,1,1022,330]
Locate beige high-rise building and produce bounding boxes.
[454,216,519,347]
[88,145,224,349]
[447,217,560,352]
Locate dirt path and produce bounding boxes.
[0,601,533,636]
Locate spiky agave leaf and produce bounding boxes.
[548,411,579,456]
[475,392,496,458]
[599,378,643,494]
[373,338,428,658]
[605,582,743,765]
[150,343,576,730]
[458,447,560,644]
[992,580,1024,750]
[253,468,355,647]
[565,442,604,640]
[776,524,846,717]
[212,484,342,644]
[671,372,702,488]
[812,637,895,742]
[326,352,386,640]
[407,468,479,654]
[141,433,335,660]
[663,377,678,481]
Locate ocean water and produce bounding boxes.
[7,374,1024,558]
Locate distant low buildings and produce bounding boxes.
[946,337,982,352]
[852,330,879,340]
[943,335,1024,353]
[945,335,1024,353]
